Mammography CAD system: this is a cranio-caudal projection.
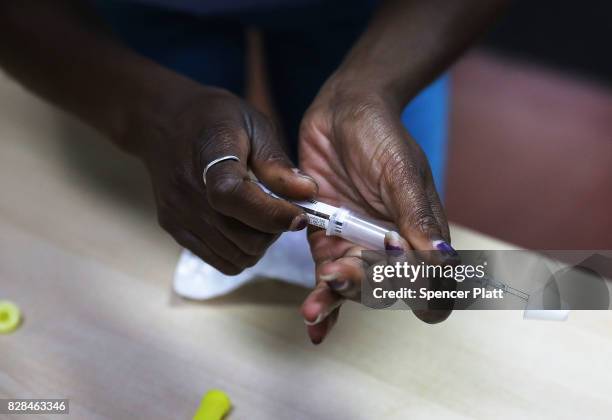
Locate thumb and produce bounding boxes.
[386,172,456,259]
[248,116,318,200]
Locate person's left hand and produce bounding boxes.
[298,79,456,344]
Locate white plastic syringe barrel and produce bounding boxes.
[326,207,393,250]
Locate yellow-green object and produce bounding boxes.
[0,300,21,334]
[193,389,231,420]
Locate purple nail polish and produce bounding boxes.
[385,231,404,252]
[328,279,349,292]
[385,244,403,252]
[290,215,308,231]
[434,240,458,257]
[295,218,308,231]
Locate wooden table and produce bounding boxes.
[1,71,611,420]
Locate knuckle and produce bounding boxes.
[207,176,241,210]
[200,120,240,146]
[197,249,243,276]
[256,144,286,165]
[407,208,439,236]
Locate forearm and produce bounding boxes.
[331,0,509,109]
[0,0,199,153]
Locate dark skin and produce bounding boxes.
[0,0,507,344]
[0,0,318,274]
[298,0,509,342]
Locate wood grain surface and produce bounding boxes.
[1,71,611,420]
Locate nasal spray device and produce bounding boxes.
[255,182,392,250]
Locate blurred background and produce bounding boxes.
[446,0,612,250]
[245,0,612,250]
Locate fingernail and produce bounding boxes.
[292,167,314,180]
[328,279,349,292]
[320,273,349,292]
[304,313,325,326]
[292,168,318,193]
[385,231,404,251]
[319,273,338,281]
[432,239,459,257]
[289,214,308,231]
[303,299,345,326]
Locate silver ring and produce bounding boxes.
[202,155,240,186]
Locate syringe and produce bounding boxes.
[258,182,532,300]
[256,182,392,250]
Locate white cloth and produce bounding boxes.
[173,230,316,300]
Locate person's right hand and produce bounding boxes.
[136,86,318,274]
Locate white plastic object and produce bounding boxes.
[256,181,392,250]
[326,207,391,250]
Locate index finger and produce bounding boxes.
[206,163,308,233]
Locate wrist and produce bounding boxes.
[315,69,404,118]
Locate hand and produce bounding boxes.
[137,85,318,274]
[298,81,455,344]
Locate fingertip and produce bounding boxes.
[384,231,408,252]
[307,307,340,345]
[289,213,309,232]
[403,230,448,256]
[413,309,453,324]
[432,238,459,258]
[290,168,319,197]
[235,180,307,233]
[256,165,318,200]
[300,298,323,326]
[307,322,327,345]
[319,260,362,284]
[301,278,344,328]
